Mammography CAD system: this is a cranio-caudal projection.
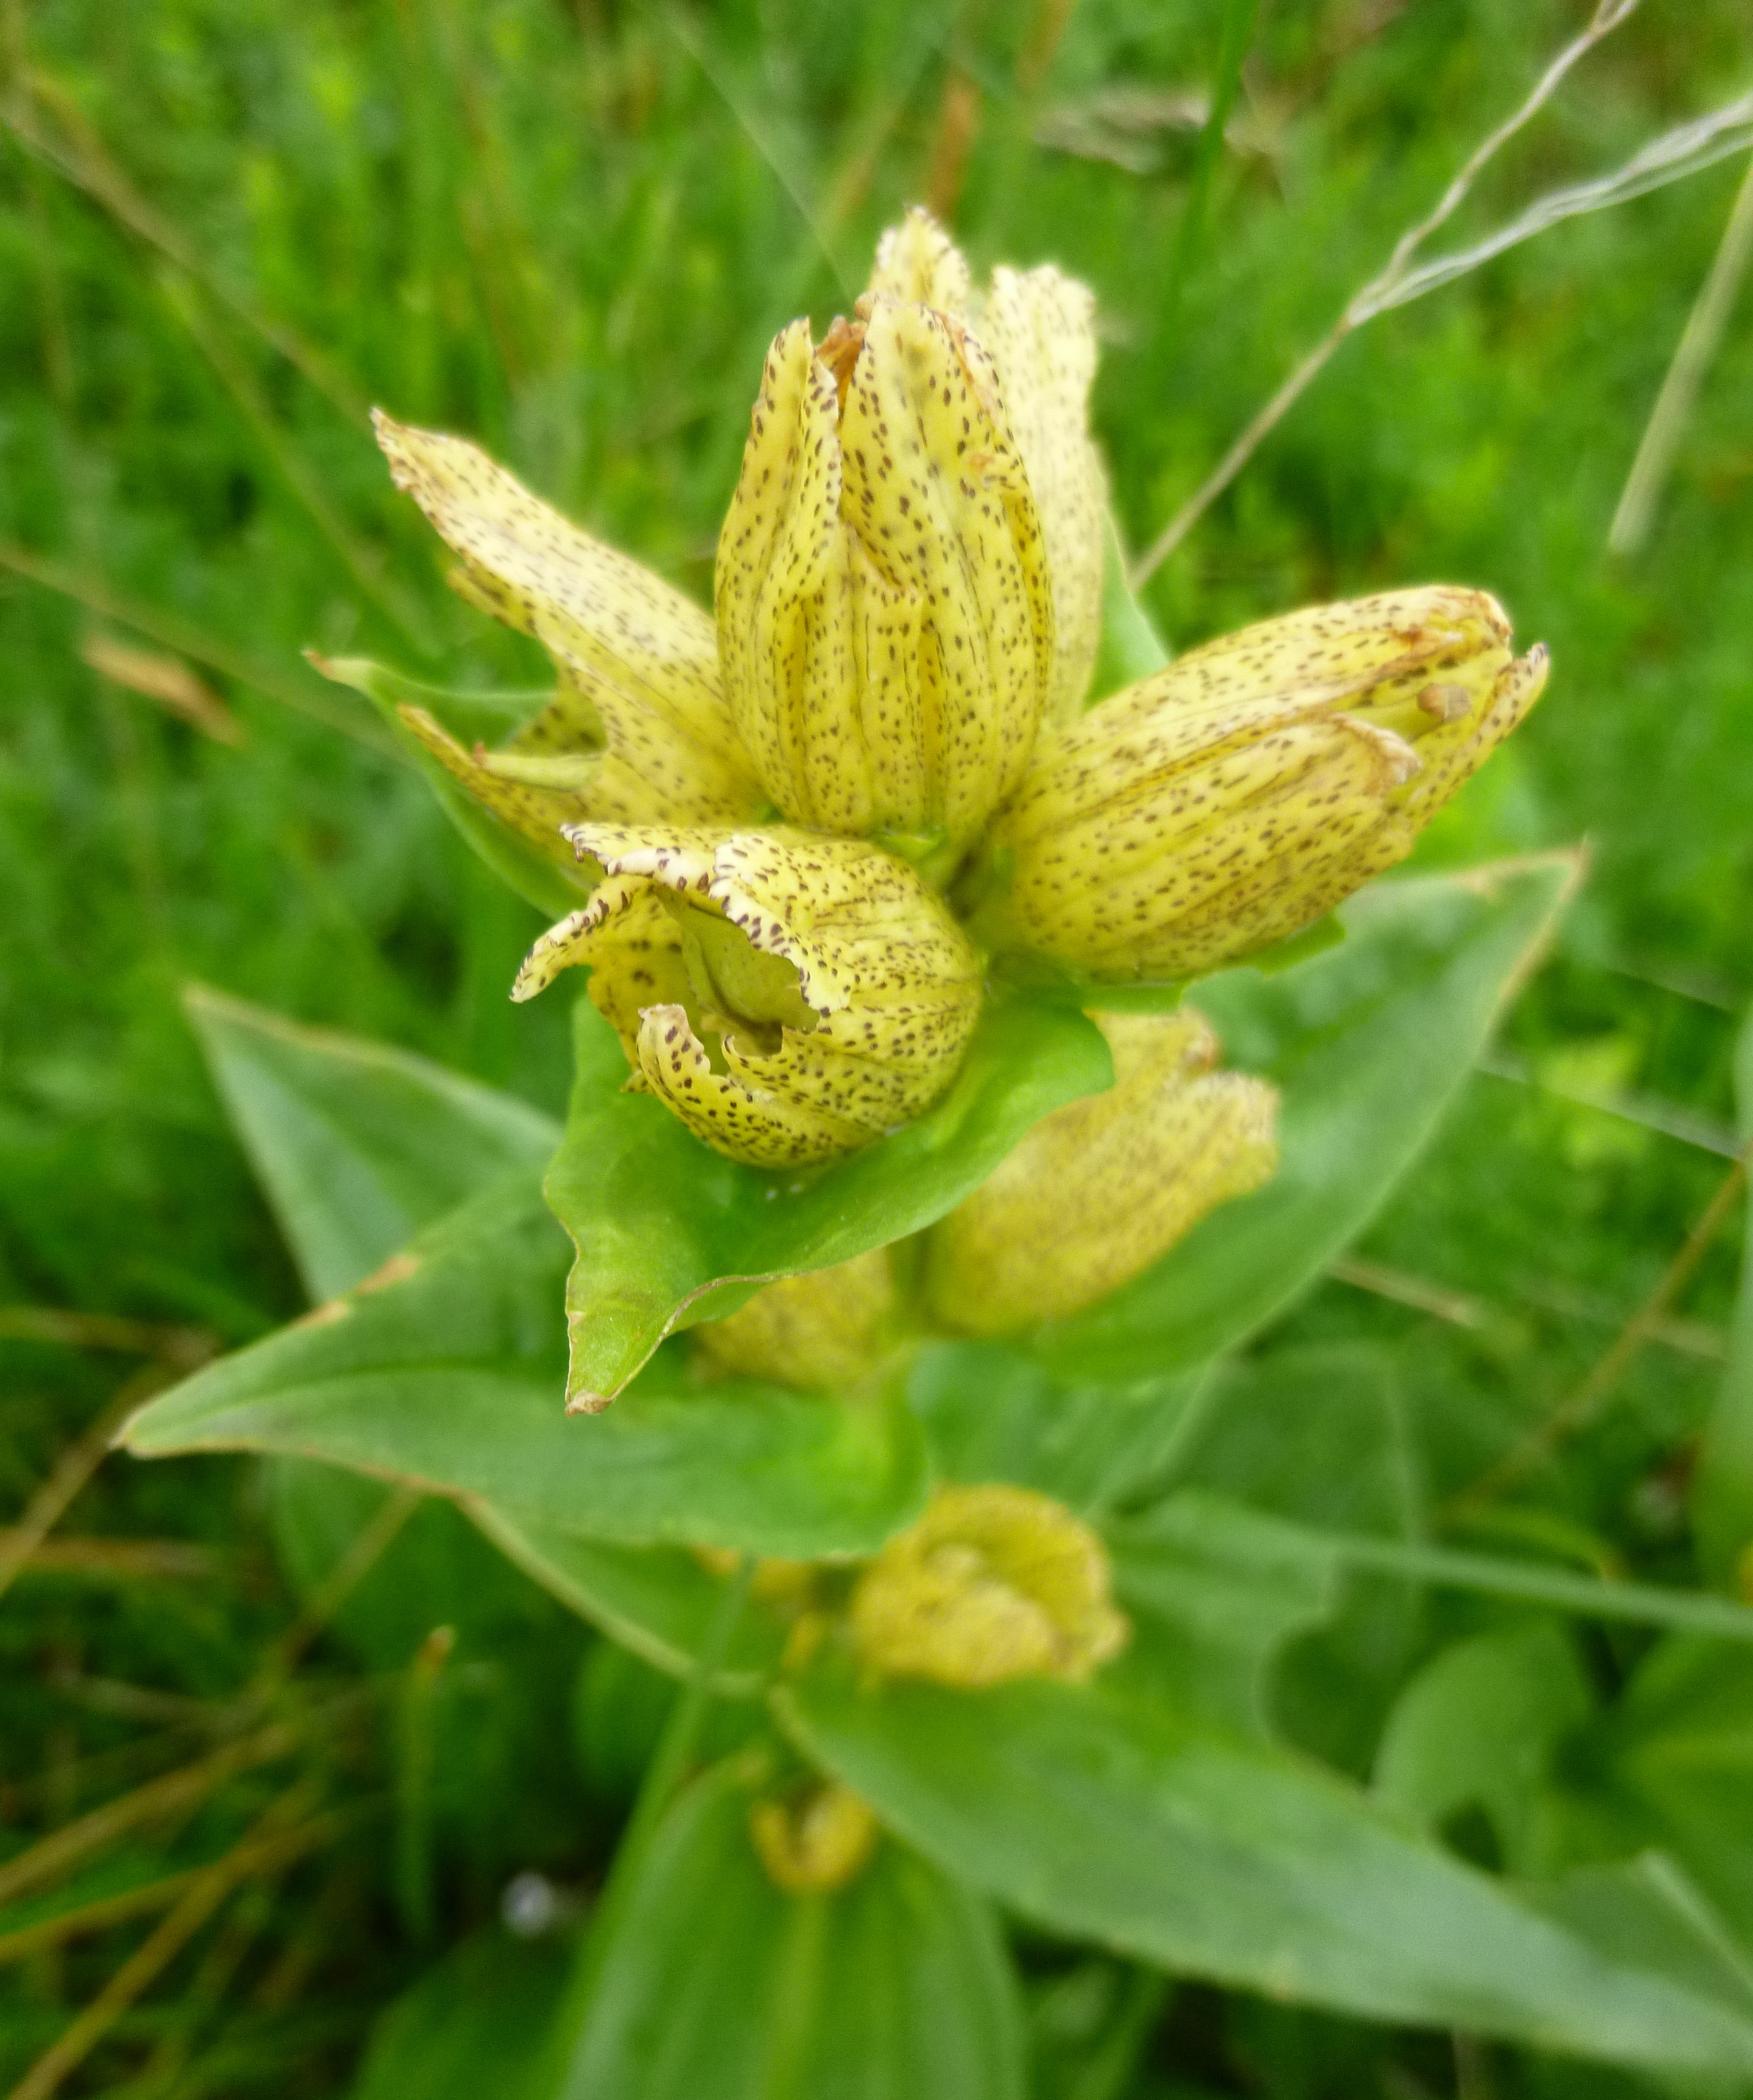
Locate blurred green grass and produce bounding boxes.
[2,1,1750,2092]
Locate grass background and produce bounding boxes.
[2,0,1750,2092]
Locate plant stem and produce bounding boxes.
[546,1559,755,2095]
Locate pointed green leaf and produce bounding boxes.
[555,1757,1024,2100]
[122,1174,927,1559]
[186,983,558,1301]
[548,995,1112,1408]
[1027,856,1580,1383]
[779,1668,1753,2077]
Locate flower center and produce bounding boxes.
[656,894,819,1070]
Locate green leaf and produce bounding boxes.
[779,1668,1753,2077]
[1027,856,1580,1384]
[1089,516,1170,704]
[350,1928,572,2100]
[123,1173,927,1559]
[1104,1491,1343,1735]
[547,994,1112,1408]
[1588,1635,1753,1942]
[554,1756,1025,2100]
[1688,1005,1753,1584]
[315,655,590,917]
[1372,1624,1594,1873]
[1524,1854,1753,2046]
[908,1341,1212,1517]
[186,982,559,1301]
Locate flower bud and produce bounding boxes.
[977,262,1106,726]
[850,1483,1128,1689]
[374,412,763,850]
[923,1008,1277,1334]
[977,587,1549,982]
[693,1249,899,1391]
[750,1781,879,1894]
[513,826,983,1168]
[865,204,971,313]
[864,209,1104,726]
[714,292,1055,860]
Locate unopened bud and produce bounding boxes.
[513,826,982,1167]
[924,1008,1276,1334]
[851,1483,1128,1689]
[749,1780,879,1894]
[694,1249,898,1391]
[714,280,1055,857]
[978,588,1548,982]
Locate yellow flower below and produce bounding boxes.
[850,1482,1128,1689]
[925,1008,1277,1334]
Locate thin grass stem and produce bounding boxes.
[1611,150,1753,555]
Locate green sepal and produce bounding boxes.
[313,653,589,916]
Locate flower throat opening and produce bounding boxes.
[656,893,819,1071]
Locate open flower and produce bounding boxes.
[512,825,981,1168]
[373,209,1544,1172]
[973,588,1549,982]
[923,1007,1277,1334]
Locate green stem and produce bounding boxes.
[545,1560,756,2093]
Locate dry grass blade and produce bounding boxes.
[1329,1255,1492,1330]
[80,634,244,746]
[1130,0,1646,587]
[0,1390,141,1609]
[1443,1141,1752,1525]
[3,1786,344,2100]
[262,1485,423,1683]
[0,540,395,754]
[0,1535,214,1581]
[0,1721,305,1912]
[1359,98,1753,323]
[0,1305,213,1362]
[0,1808,353,1972]
[1611,150,1753,556]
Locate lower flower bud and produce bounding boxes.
[850,1483,1128,1689]
[693,1250,899,1391]
[924,1008,1277,1334]
[749,1781,879,1894]
[512,826,983,1168]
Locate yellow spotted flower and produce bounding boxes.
[372,207,1544,1172]
[973,588,1549,982]
[512,825,981,1168]
[850,1483,1128,1689]
[924,1008,1277,1334]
